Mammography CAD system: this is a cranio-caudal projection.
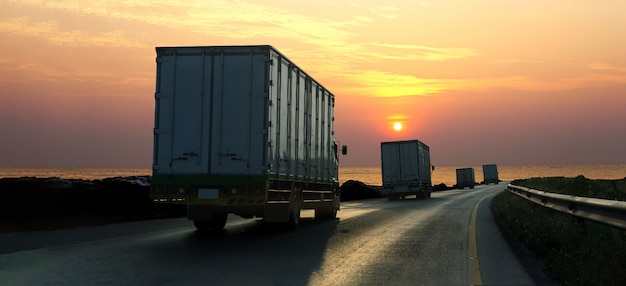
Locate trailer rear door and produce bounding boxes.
[153,49,211,175]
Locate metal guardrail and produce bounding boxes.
[508,184,626,230]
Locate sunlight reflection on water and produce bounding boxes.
[1,165,624,187]
[339,164,626,187]
[0,167,152,180]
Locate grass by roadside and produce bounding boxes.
[492,177,626,285]
[511,175,626,200]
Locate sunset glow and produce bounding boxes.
[1,1,626,167]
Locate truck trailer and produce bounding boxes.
[456,168,476,189]
[482,164,499,184]
[149,45,346,231]
[380,140,433,200]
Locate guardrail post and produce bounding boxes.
[576,217,586,236]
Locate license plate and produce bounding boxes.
[198,188,219,200]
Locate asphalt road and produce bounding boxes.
[0,183,548,285]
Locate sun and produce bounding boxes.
[393,122,403,131]
[388,115,407,132]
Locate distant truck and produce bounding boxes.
[380,140,433,200]
[149,45,346,231]
[482,164,499,184]
[456,168,475,189]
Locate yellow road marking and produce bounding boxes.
[469,194,490,286]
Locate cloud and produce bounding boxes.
[7,0,355,45]
[8,0,623,100]
[338,70,446,97]
[348,2,399,19]
[351,15,373,23]
[341,68,626,99]
[367,43,480,61]
[0,17,146,47]
[588,62,626,74]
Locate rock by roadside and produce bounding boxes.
[340,180,384,201]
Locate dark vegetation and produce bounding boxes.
[0,176,456,232]
[493,176,626,285]
[510,175,626,200]
[0,176,186,232]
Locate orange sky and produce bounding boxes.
[1,0,626,167]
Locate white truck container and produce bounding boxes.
[456,168,475,189]
[482,164,499,184]
[150,45,346,231]
[380,140,432,200]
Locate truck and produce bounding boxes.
[149,45,346,231]
[482,164,499,184]
[456,168,475,189]
[380,140,433,200]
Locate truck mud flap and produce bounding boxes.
[264,202,290,222]
[265,189,300,223]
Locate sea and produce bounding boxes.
[1,164,625,187]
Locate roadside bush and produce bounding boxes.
[511,176,626,200]
[493,179,626,285]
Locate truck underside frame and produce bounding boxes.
[384,181,432,200]
[150,174,339,231]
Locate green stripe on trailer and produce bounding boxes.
[151,174,268,186]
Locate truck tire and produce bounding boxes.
[286,189,301,230]
[194,213,227,232]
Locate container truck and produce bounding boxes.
[482,164,499,184]
[456,168,475,189]
[380,140,433,200]
[149,45,346,231]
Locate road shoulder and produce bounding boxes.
[480,189,555,285]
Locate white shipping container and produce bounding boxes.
[482,164,499,184]
[380,140,432,200]
[152,45,337,183]
[456,168,475,189]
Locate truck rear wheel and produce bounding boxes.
[194,213,227,232]
[286,189,301,230]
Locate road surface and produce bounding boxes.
[0,183,550,285]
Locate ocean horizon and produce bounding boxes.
[1,164,625,188]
